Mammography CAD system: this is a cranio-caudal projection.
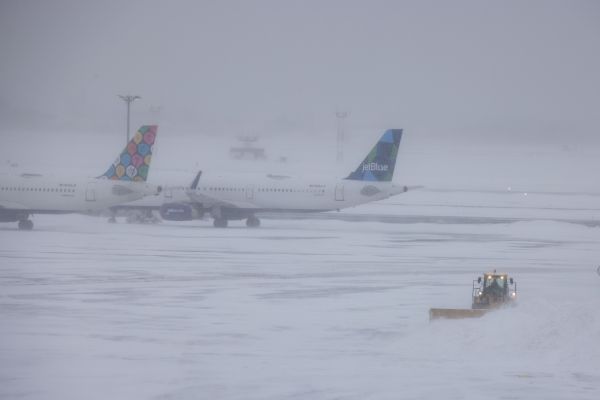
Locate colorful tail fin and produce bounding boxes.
[99,125,158,182]
[345,129,403,182]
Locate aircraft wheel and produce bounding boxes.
[213,218,228,228]
[18,220,34,230]
[246,216,260,228]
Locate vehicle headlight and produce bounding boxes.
[511,292,516,297]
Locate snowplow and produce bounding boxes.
[429,271,517,320]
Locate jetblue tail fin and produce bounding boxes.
[99,125,158,182]
[345,129,403,182]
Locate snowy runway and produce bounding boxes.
[1,192,600,399]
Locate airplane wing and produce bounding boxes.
[186,190,260,210]
[0,200,29,210]
[186,170,260,210]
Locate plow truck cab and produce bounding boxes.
[429,271,517,320]
[472,272,517,309]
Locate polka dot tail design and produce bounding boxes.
[100,125,158,182]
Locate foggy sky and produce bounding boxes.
[1,0,599,145]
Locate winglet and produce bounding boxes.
[99,125,158,182]
[190,171,202,190]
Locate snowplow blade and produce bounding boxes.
[429,308,488,320]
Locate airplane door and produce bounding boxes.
[246,185,254,200]
[85,183,96,201]
[335,184,344,201]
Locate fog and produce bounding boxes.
[1,0,599,145]
[1,2,600,399]
[1,0,600,191]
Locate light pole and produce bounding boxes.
[118,95,141,144]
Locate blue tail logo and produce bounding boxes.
[345,129,403,182]
[99,125,158,182]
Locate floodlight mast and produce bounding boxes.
[336,111,348,163]
[118,95,141,145]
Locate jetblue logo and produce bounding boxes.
[362,162,389,172]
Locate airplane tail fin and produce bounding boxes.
[190,171,202,189]
[99,125,158,182]
[345,129,403,182]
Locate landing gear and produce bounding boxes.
[126,210,160,224]
[18,219,33,230]
[213,218,228,228]
[246,216,260,228]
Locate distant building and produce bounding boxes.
[229,136,266,160]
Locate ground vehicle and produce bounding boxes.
[429,271,517,320]
[472,272,517,309]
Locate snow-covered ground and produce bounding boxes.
[1,191,600,399]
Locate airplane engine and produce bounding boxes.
[159,203,201,221]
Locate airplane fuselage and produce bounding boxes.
[0,173,156,222]
[190,174,405,213]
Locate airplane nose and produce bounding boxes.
[143,184,162,196]
[391,184,408,195]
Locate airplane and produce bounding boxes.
[157,128,408,227]
[0,125,160,230]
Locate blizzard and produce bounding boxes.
[1,188,599,399]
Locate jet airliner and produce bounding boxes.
[158,129,407,227]
[0,125,160,230]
